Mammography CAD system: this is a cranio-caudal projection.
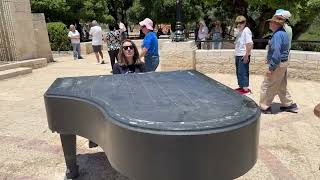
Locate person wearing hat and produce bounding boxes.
[234,15,253,95]
[259,16,298,114]
[139,18,159,72]
[275,9,293,49]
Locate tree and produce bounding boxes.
[127,0,202,29]
[204,0,320,40]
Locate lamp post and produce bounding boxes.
[172,0,185,42]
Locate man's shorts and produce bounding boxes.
[92,45,102,53]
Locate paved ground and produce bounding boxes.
[0,54,319,180]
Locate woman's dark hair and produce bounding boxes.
[109,23,120,31]
[118,39,143,66]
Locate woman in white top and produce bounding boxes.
[68,25,83,60]
[197,21,209,49]
[234,16,253,95]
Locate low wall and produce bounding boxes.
[80,40,320,81]
[196,50,320,81]
[80,42,104,55]
[0,58,47,71]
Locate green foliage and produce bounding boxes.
[299,16,320,41]
[291,42,320,52]
[47,22,71,51]
[127,0,202,25]
[31,0,70,22]
[80,0,110,23]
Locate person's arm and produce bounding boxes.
[139,35,151,60]
[266,33,281,77]
[243,28,253,63]
[140,48,148,60]
[74,30,80,39]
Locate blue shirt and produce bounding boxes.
[142,32,159,57]
[267,27,289,71]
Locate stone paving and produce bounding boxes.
[0,54,319,180]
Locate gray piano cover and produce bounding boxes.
[44,70,260,180]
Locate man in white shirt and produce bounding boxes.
[89,20,104,64]
[234,16,253,95]
[118,20,127,40]
[68,25,83,60]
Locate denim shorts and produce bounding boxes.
[144,56,159,72]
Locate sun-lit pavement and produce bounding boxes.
[0,54,319,180]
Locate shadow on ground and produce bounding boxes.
[75,152,129,180]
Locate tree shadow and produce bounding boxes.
[75,152,129,180]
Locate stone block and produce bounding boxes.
[290,51,307,60]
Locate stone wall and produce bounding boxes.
[0,0,52,62]
[32,13,53,62]
[196,50,320,81]
[0,0,17,62]
[9,0,37,60]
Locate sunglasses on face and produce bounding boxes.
[237,21,245,25]
[123,45,133,50]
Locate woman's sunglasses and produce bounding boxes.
[123,45,133,50]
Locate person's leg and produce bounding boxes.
[218,41,222,49]
[259,67,283,110]
[235,56,241,88]
[76,43,82,59]
[99,50,104,60]
[278,68,293,106]
[151,56,159,71]
[97,46,104,63]
[239,56,250,91]
[71,43,77,60]
[277,63,298,112]
[108,50,116,69]
[144,56,152,72]
[92,46,100,63]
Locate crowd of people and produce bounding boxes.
[68,8,298,117]
[68,18,159,75]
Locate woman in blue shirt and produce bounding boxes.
[139,18,159,72]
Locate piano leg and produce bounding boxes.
[60,134,79,179]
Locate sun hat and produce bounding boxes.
[267,16,285,25]
[235,16,246,23]
[275,9,291,19]
[139,18,153,30]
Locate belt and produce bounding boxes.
[281,59,288,62]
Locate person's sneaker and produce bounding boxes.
[101,60,105,64]
[280,103,298,113]
[234,87,243,92]
[78,56,84,59]
[261,107,272,114]
[240,88,251,95]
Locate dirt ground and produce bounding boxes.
[0,54,319,180]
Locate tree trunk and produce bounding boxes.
[293,21,312,40]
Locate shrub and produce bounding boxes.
[291,42,320,52]
[47,22,71,51]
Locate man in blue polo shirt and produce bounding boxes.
[259,16,298,114]
[139,18,159,72]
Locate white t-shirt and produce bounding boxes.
[68,30,80,44]
[235,27,253,56]
[119,22,126,32]
[89,26,103,45]
[198,26,208,40]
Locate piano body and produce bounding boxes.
[44,70,260,180]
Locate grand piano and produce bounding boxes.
[44,70,260,180]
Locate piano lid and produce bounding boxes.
[45,70,260,132]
